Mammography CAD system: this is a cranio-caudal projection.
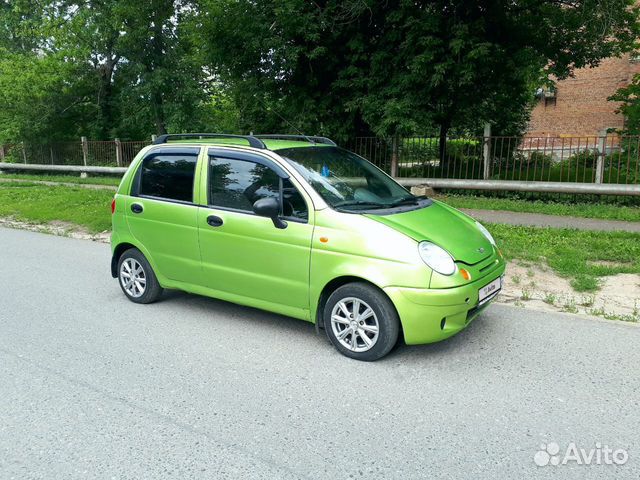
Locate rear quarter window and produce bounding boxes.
[137,148,199,202]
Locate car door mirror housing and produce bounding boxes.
[252,197,288,229]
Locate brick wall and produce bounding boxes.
[527,55,640,137]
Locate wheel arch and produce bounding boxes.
[314,276,402,337]
[111,242,137,277]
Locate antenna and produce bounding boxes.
[255,96,315,144]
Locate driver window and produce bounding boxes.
[209,156,308,221]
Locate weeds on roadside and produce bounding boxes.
[562,298,578,314]
[579,295,595,307]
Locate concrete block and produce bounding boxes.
[410,184,436,197]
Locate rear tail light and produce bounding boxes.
[111,198,116,214]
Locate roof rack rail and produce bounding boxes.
[152,133,266,149]
[254,134,337,146]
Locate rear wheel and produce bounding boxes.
[117,248,163,304]
[324,283,399,361]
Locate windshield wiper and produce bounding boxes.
[333,200,386,210]
[389,196,420,207]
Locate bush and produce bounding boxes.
[563,149,599,169]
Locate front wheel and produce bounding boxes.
[324,283,400,361]
[117,248,163,304]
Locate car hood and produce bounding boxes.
[365,200,493,265]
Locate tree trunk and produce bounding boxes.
[151,89,167,135]
[149,7,167,136]
[96,57,117,140]
[438,121,450,173]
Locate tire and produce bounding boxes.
[324,282,400,361]
[117,248,163,304]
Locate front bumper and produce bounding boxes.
[384,260,506,345]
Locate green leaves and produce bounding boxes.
[197,0,640,140]
[0,0,638,143]
[610,74,640,135]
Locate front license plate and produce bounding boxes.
[478,277,502,305]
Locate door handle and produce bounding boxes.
[131,203,143,214]
[207,215,224,227]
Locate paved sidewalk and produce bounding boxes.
[461,208,640,232]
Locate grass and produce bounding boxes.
[489,223,640,292]
[0,182,638,294]
[0,173,121,186]
[0,182,113,233]
[438,194,640,222]
[543,292,557,305]
[3,173,640,222]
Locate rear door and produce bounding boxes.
[125,147,202,284]
[197,149,313,316]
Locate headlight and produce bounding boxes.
[475,221,496,246]
[418,241,456,276]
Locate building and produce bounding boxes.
[527,55,640,137]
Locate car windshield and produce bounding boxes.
[275,146,419,211]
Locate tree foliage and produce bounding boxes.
[198,0,640,141]
[0,0,232,142]
[610,74,640,134]
[0,0,638,143]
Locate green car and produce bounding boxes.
[111,133,505,361]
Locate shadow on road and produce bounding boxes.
[155,288,497,363]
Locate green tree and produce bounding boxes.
[610,74,640,134]
[198,0,640,152]
[0,0,211,142]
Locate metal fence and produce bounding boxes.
[2,134,639,186]
[348,135,640,185]
[0,139,148,167]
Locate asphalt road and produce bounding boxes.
[1,227,639,480]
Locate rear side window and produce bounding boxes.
[138,150,199,202]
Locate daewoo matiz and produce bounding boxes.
[110,133,505,361]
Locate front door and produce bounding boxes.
[126,147,202,283]
[197,150,313,316]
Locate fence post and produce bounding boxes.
[115,138,122,167]
[151,134,157,142]
[595,128,607,184]
[482,123,491,180]
[390,135,399,177]
[0,144,5,162]
[50,146,54,165]
[81,136,88,166]
[21,142,27,164]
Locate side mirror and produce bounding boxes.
[252,197,288,229]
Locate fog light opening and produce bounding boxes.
[440,318,446,330]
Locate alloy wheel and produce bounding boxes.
[119,258,147,298]
[330,297,380,352]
